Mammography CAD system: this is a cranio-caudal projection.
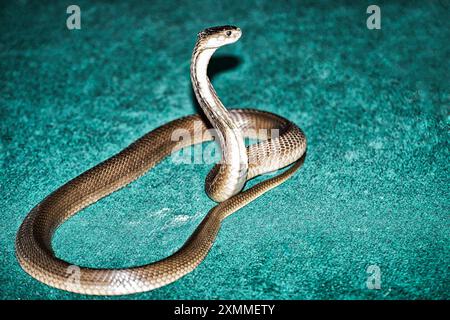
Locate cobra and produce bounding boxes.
[15,26,307,295]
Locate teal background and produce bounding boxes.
[1,0,449,299]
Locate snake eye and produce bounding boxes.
[226,31,232,36]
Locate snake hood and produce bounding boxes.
[196,25,242,49]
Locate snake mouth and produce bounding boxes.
[231,28,242,41]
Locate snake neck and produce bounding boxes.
[191,45,248,202]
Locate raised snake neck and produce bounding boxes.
[15,25,307,295]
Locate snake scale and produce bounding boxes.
[15,26,307,295]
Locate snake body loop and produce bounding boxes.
[15,26,307,295]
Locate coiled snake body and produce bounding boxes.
[16,26,307,295]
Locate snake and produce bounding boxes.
[15,26,307,295]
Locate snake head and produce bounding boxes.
[197,25,242,49]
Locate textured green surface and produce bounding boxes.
[1,0,449,299]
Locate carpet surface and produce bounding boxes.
[1,0,448,299]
